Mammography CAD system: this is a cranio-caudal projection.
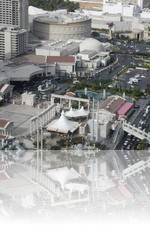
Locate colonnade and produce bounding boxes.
[30,166,61,197]
[30,165,89,205]
[30,104,59,135]
[51,94,90,110]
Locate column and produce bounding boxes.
[43,112,45,125]
[43,114,45,125]
[34,120,36,133]
[78,101,81,109]
[44,113,46,125]
[78,191,81,199]
[47,109,49,123]
[96,111,99,142]
[49,108,52,119]
[47,111,49,122]
[69,99,71,108]
[30,120,32,135]
[45,112,48,123]
[50,109,52,120]
[88,101,90,111]
[32,120,34,133]
[48,110,50,121]
[42,115,45,126]
[51,97,54,104]
[69,191,71,200]
[52,108,55,117]
[60,98,62,107]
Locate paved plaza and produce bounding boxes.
[0,104,43,136]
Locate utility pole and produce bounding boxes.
[36,116,44,182]
[40,120,43,173]
[91,98,95,142]
[36,117,40,183]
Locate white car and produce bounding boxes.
[124,141,128,146]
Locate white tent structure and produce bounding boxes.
[65,106,89,118]
[47,111,79,134]
[65,183,89,193]
[78,106,90,117]
[65,107,78,118]
[47,167,81,189]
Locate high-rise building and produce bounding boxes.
[0,0,28,29]
[143,0,150,8]
[0,26,28,60]
[103,0,150,8]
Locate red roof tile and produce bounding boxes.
[47,56,75,63]
[0,83,5,91]
[99,97,114,109]
[65,92,75,97]
[0,171,9,181]
[0,119,9,128]
[117,102,134,115]
[99,96,125,114]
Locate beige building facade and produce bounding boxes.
[0,0,28,29]
[0,26,28,60]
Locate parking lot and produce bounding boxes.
[118,68,150,91]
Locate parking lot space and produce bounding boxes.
[118,68,150,91]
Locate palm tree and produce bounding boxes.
[137,138,148,150]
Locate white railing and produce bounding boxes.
[123,121,150,143]
[122,158,150,180]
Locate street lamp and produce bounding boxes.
[107,22,114,40]
[36,116,44,183]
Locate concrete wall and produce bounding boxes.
[33,19,91,41]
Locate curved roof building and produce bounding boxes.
[33,10,91,40]
[80,38,103,53]
[1,65,44,82]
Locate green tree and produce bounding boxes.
[137,138,148,150]
[50,145,61,150]
[28,0,79,12]
[92,31,99,38]
[145,84,150,94]
[132,87,143,98]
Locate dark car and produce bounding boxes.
[134,105,140,108]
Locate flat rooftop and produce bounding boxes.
[0,104,43,136]
[0,64,44,82]
[11,55,45,64]
[33,13,90,25]
[0,163,42,196]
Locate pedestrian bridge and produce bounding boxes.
[123,121,150,143]
[122,158,150,180]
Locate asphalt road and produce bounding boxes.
[116,96,150,151]
[92,54,132,81]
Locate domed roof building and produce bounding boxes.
[79,38,103,53]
